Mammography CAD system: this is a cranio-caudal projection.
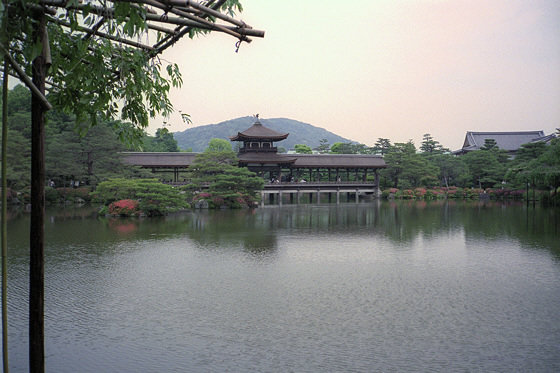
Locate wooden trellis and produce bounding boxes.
[0,1,263,371]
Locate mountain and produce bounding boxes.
[173,117,354,152]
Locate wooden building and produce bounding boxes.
[123,118,387,203]
[230,118,387,184]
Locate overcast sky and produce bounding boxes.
[154,0,560,150]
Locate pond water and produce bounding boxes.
[1,200,559,372]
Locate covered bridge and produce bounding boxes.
[123,118,387,199]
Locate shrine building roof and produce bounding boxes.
[229,119,289,141]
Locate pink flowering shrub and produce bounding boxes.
[414,188,427,197]
[211,196,225,206]
[401,189,414,199]
[107,199,140,216]
[383,187,526,200]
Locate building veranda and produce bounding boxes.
[124,118,387,204]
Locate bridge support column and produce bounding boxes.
[336,189,340,204]
[375,171,381,197]
[356,188,360,204]
[279,190,283,206]
[316,190,320,204]
[297,190,301,205]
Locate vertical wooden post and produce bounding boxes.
[2,58,10,373]
[30,10,47,373]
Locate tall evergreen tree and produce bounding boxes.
[420,133,446,154]
[373,138,391,155]
[142,128,179,152]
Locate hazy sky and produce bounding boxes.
[154,0,560,150]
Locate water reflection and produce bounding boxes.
[185,209,278,254]
[3,201,560,372]
[6,201,559,258]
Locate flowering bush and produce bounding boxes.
[401,189,414,199]
[211,196,225,206]
[383,187,528,201]
[414,188,427,197]
[107,199,140,217]
[195,192,212,200]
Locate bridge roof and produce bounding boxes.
[293,154,387,168]
[238,153,297,164]
[122,152,387,169]
[122,152,197,167]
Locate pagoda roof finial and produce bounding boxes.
[229,116,289,141]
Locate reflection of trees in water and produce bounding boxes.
[8,204,558,262]
[185,209,278,255]
[379,200,559,257]
[250,201,558,258]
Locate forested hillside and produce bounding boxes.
[173,117,353,152]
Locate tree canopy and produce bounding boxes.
[1,0,263,141]
[1,4,263,368]
[294,144,313,154]
[141,128,179,152]
[207,138,233,152]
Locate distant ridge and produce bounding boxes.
[173,116,354,152]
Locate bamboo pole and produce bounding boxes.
[48,17,155,51]
[0,42,52,111]
[2,58,10,373]
[39,0,264,39]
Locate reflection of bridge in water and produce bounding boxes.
[262,181,379,205]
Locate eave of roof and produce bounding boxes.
[238,153,297,164]
[293,154,387,168]
[229,120,289,141]
[122,152,197,167]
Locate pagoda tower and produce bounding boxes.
[229,117,296,179]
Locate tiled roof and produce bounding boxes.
[122,152,197,167]
[458,131,547,153]
[123,152,387,169]
[293,154,387,168]
[238,153,297,164]
[229,119,289,141]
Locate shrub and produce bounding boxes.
[414,188,426,198]
[45,187,59,203]
[95,178,188,215]
[107,199,140,217]
[401,189,414,199]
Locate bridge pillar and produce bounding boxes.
[279,190,283,206]
[316,190,320,204]
[297,190,301,204]
[336,189,340,204]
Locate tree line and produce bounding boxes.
[295,133,559,195]
[2,85,559,201]
[1,85,181,190]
